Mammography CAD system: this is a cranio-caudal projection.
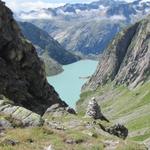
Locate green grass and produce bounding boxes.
[76,83,114,115]
[127,114,150,131]
[131,130,150,141]
[1,82,149,150]
[77,82,150,143]
[0,127,104,150]
[0,120,147,150]
[116,141,147,150]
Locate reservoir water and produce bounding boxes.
[47,60,98,108]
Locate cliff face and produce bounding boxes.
[0,1,67,114]
[83,15,150,90]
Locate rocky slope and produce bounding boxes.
[17,0,150,55]
[77,81,150,149]
[83,15,150,90]
[19,22,80,65]
[0,1,67,115]
[76,15,150,149]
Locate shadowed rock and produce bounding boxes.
[0,1,67,115]
[99,123,128,139]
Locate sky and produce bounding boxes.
[3,0,137,12]
[3,0,95,12]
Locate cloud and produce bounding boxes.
[110,15,126,20]
[3,0,65,12]
[19,12,53,20]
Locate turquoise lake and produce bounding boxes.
[47,60,98,108]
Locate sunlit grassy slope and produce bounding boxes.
[77,82,150,143]
[0,82,149,150]
[0,124,147,150]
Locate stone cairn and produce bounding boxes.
[85,97,109,122]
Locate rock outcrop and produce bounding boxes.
[99,124,128,140]
[85,97,109,122]
[0,1,67,115]
[0,95,43,127]
[83,15,150,90]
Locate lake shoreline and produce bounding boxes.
[47,60,98,108]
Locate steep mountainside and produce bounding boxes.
[0,1,67,114]
[77,15,150,148]
[17,0,150,55]
[50,20,121,55]
[19,22,80,65]
[83,15,150,90]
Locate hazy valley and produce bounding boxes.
[17,0,150,55]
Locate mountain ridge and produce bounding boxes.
[16,0,150,55]
[83,15,150,91]
[19,21,80,65]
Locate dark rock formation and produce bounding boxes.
[85,97,109,122]
[99,123,128,139]
[0,1,67,114]
[83,15,150,90]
